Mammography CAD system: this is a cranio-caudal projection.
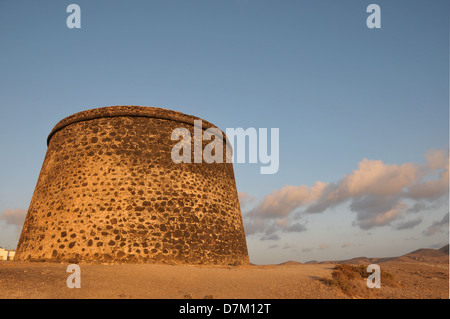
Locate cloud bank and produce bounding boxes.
[0,209,27,230]
[241,148,448,240]
[423,212,449,236]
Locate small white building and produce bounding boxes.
[0,247,15,261]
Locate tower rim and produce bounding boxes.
[47,105,231,148]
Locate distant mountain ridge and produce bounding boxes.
[295,244,449,265]
[439,244,449,254]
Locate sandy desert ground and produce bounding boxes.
[0,246,448,299]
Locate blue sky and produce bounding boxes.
[0,0,448,264]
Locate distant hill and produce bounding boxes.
[393,245,449,264]
[278,260,302,266]
[307,244,449,265]
[439,244,449,254]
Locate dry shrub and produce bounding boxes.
[380,269,400,288]
[322,264,400,297]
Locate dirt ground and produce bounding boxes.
[0,260,448,299]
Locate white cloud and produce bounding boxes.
[238,192,255,209]
[394,217,423,230]
[0,209,27,229]
[243,147,449,240]
[246,182,328,219]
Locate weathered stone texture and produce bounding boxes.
[15,106,249,265]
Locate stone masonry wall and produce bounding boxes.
[15,106,249,265]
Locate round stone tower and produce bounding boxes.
[15,105,249,265]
